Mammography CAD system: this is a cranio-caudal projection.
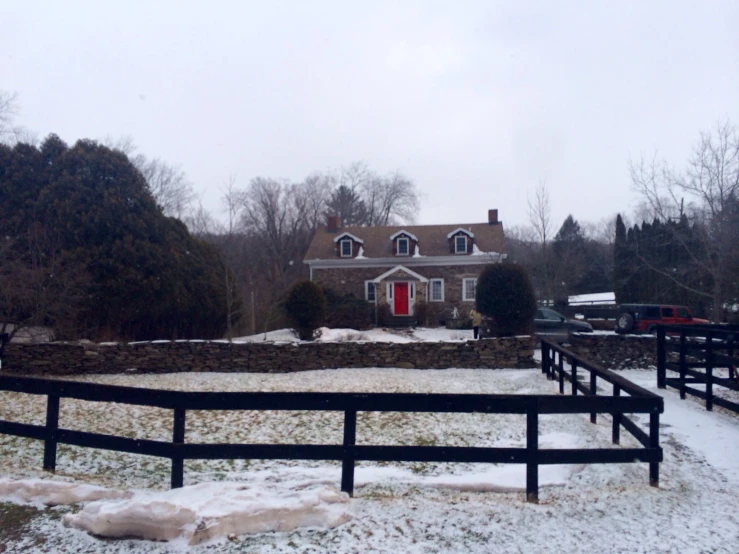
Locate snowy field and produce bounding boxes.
[1,365,738,552]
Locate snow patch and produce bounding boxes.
[63,482,352,545]
[0,478,128,507]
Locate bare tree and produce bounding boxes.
[362,171,419,225]
[630,120,739,320]
[238,177,314,330]
[184,200,219,237]
[0,90,35,146]
[219,177,248,339]
[132,155,196,218]
[0,91,18,140]
[527,180,553,301]
[300,172,334,229]
[102,136,196,219]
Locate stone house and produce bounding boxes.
[304,209,506,322]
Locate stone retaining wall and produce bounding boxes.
[0,336,536,376]
[566,334,657,369]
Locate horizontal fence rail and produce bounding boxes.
[0,369,663,502]
[657,324,739,414]
[540,339,663,487]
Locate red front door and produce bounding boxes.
[394,283,409,315]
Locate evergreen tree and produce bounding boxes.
[325,184,368,226]
[0,135,230,340]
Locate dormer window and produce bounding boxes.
[333,232,364,258]
[390,230,418,257]
[447,228,474,255]
[455,235,467,254]
[397,238,409,256]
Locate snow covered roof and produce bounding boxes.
[446,227,474,239]
[305,222,504,260]
[333,232,364,244]
[389,230,419,241]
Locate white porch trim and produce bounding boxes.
[371,264,429,283]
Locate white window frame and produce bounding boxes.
[396,237,410,256]
[340,239,353,258]
[365,281,376,303]
[455,235,468,254]
[429,278,444,302]
[462,278,477,301]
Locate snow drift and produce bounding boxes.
[0,478,128,507]
[63,482,352,545]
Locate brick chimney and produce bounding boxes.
[327,215,340,232]
[488,209,499,225]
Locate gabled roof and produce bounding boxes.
[333,232,364,244]
[371,265,429,283]
[389,230,419,241]
[446,227,474,239]
[305,222,505,260]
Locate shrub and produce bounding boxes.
[414,301,444,327]
[322,288,373,330]
[375,303,393,327]
[284,281,327,340]
[475,264,537,337]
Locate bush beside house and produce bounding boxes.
[284,281,327,340]
[476,264,537,337]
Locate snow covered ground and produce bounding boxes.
[1,366,738,552]
[232,326,473,343]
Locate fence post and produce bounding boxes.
[679,332,687,400]
[589,371,597,424]
[526,398,539,503]
[705,330,713,412]
[571,360,578,396]
[171,407,186,489]
[542,341,550,378]
[43,395,60,472]
[611,384,621,445]
[649,411,660,487]
[558,353,564,394]
[341,410,357,497]
[657,326,666,389]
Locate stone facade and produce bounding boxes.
[0,336,536,376]
[566,334,657,370]
[312,264,486,323]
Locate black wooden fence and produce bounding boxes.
[540,339,663,487]
[656,324,739,414]
[0,366,662,502]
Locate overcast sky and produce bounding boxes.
[3,1,738,230]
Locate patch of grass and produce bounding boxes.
[0,502,43,553]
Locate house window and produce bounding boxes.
[396,237,410,255]
[430,279,444,302]
[455,235,467,254]
[365,281,376,303]
[340,239,353,257]
[463,278,476,301]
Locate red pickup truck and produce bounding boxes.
[615,304,710,334]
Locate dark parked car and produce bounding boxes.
[615,304,710,334]
[535,308,593,343]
